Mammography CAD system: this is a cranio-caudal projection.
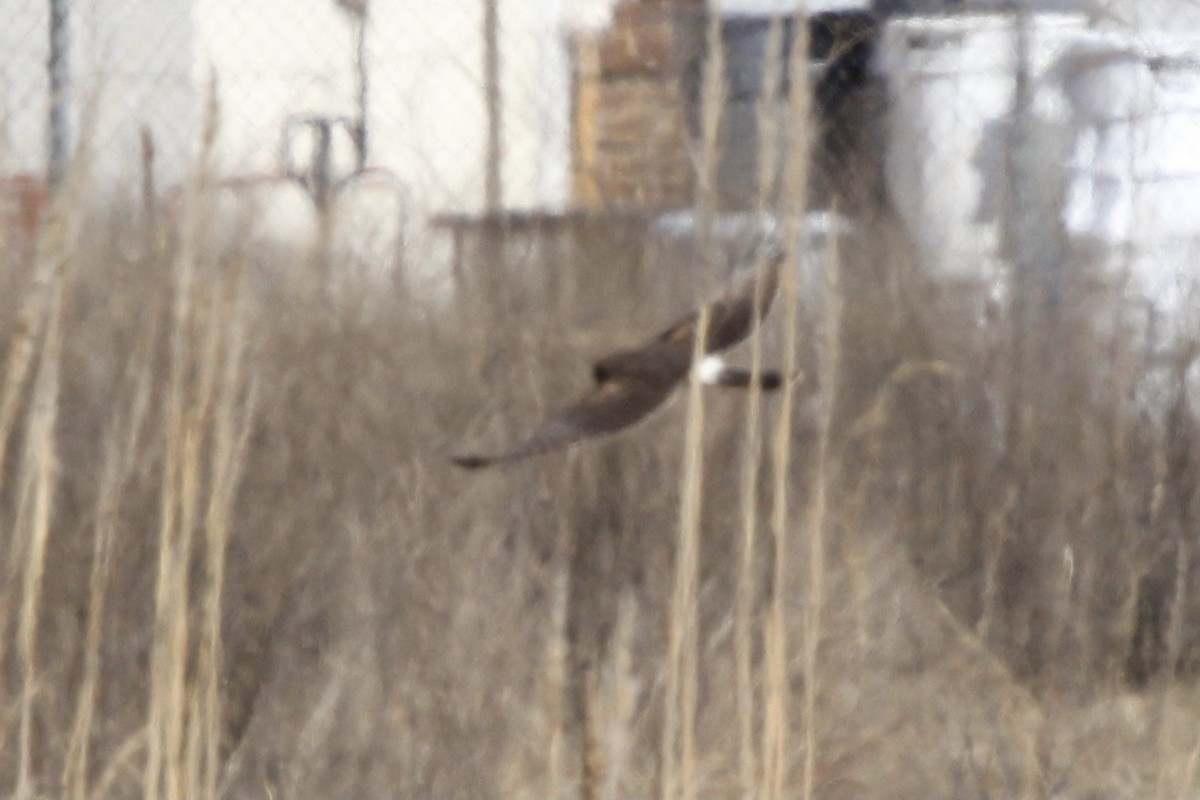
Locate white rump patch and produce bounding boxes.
[696,355,727,385]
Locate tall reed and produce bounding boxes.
[735,13,786,798]
[762,10,811,799]
[662,7,724,800]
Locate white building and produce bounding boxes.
[1,0,592,214]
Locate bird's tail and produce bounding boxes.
[709,367,783,391]
[696,355,783,391]
[451,454,498,470]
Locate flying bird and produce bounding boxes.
[452,249,788,470]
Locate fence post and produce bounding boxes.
[47,0,71,188]
[483,0,502,211]
[354,2,369,170]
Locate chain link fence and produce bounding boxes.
[3,0,574,222]
[7,0,1200,621]
[5,0,1200,276]
[8,1,1200,795]
[7,0,1200,620]
[5,0,1200,250]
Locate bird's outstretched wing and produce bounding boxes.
[652,250,783,355]
[452,376,676,469]
[453,247,786,470]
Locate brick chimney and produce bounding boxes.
[571,1,703,210]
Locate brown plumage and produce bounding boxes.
[452,250,786,470]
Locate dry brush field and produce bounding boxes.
[2,127,1200,800]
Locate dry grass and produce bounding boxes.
[3,49,1200,800]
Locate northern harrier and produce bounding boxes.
[452,249,787,470]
